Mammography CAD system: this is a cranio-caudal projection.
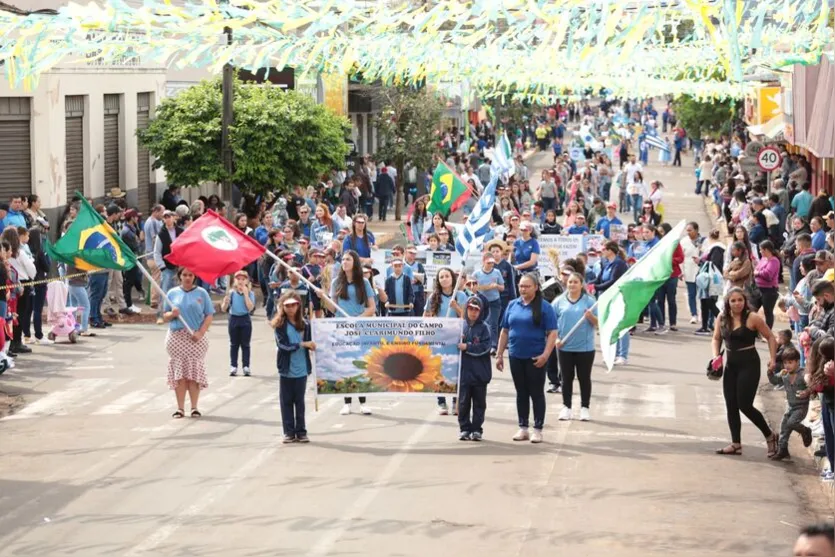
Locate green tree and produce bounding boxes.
[674,95,735,140]
[137,78,350,195]
[372,86,445,220]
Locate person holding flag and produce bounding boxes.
[163,267,214,419]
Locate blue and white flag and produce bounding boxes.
[455,174,498,257]
[643,128,670,152]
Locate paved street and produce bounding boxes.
[0,150,831,556]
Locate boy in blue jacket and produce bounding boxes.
[457,296,492,441]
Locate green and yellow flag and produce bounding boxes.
[428,162,471,216]
[45,195,137,271]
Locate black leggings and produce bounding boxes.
[723,350,773,444]
[509,357,547,429]
[558,350,595,409]
[754,286,779,329]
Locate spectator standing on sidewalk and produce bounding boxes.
[144,205,164,309]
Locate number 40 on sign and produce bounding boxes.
[757,146,782,172]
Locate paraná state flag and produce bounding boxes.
[165,210,266,284]
[427,162,471,216]
[45,194,137,272]
[597,220,685,372]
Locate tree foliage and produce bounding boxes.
[137,78,351,195]
[674,95,735,140]
[373,86,445,220]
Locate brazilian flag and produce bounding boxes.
[46,194,136,271]
[427,162,471,216]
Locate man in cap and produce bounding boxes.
[595,202,623,239]
[472,252,504,353]
[102,204,127,319]
[384,257,414,316]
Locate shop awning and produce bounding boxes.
[747,116,785,139]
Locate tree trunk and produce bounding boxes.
[395,155,405,221]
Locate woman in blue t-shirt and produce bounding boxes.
[513,222,540,278]
[329,249,376,416]
[495,273,558,444]
[163,267,215,419]
[342,216,376,264]
[552,272,598,423]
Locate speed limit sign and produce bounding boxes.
[757,146,782,172]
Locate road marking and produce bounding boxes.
[307,408,438,556]
[124,397,340,556]
[695,386,713,421]
[638,384,676,419]
[569,429,726,442]
[64,365,115,371]
[3,378,126,420]
[602,383,628,417]
[93,390,157,415]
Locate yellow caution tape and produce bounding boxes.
[0,253,152,291]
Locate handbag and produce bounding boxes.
[706,350,724,381]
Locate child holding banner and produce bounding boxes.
[457,296,492,441]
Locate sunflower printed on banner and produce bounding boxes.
[45,195,136,271]
[312,318,463,396]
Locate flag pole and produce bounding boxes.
[557,301,599,345]
[263,250,351,318]
[135,262,195,335]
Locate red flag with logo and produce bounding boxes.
[164,210,266,284]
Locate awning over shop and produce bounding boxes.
[805,55,835,158]
[747,116,785,139]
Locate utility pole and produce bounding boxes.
[220,0,234,218]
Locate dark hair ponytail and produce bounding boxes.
[520,273,543,327]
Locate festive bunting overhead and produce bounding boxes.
[0,0,830,99]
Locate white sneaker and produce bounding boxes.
[243,367,251,377]
[35,337,54,345]
[614,357,627,366]
[437,404,449,415]
[340,404,351,415]
[690,316,698,324]
[654,327,668,336]
[530,429,543,443]
[360,404,372,415]
[512,428,530,441]
[229,366,238,377]
[129,305,141,314]
[558,406,572,421]
[579,407,591,421]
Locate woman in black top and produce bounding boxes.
[711,287,778,457]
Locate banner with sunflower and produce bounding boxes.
[312,318,463,396]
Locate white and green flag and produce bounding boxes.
[597,220,686,371]
[490,131,514,178]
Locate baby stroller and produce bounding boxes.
[46,281,80,343]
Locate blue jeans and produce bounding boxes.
[158,269,177,317]
[68,285,90,332]
[616,334,630,359]
[279,375,307,437]
[648,296,664,328]
[822,402,835,472]
[631,194,643,223]
[486,298,502,350]
[228,314,252,368]
[87,273,109,325]
[685,281,698,318]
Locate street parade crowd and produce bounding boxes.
[1,98,835,509]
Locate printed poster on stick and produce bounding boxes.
[538,235,583,277]
[371,249,463,291]
[312,317,463,397]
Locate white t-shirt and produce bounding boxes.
[624,162,643,185]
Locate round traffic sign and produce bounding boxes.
[757,146,782,172]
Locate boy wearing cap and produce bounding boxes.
[384,257,414,316]
[473,253,504,353]
[457,296,492,441]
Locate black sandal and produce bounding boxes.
[191,409,202,418]
[715,444,742,455]
[172,409,185,419]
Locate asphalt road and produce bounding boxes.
[0,150,830,556]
